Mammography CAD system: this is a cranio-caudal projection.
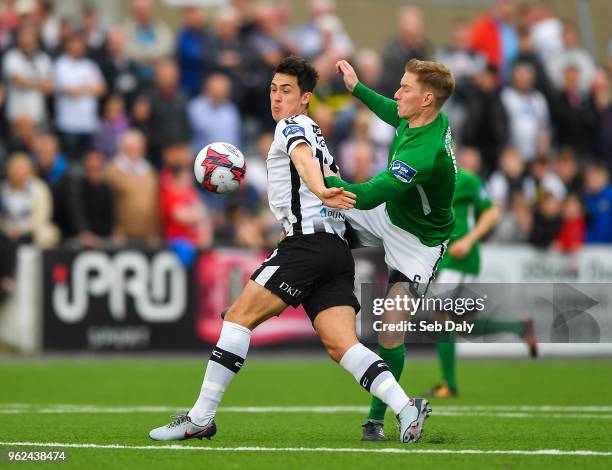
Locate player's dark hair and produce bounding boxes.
[273,56,319,94]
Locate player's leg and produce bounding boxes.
[365,280,410,436]
[302,236,430,443]
[313,305,430,443]
[149,280,287,441]
[361,205,446,437]
[468,317,538,357]
[345,207,407,436]
[426,268,464,398]
[187,281,288,422]
[433,332,457,396]
[347,206,409,431]
[435,270,538,358]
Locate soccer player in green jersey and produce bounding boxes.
[426,163,538,399]
[326,59,456,441]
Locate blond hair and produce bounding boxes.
[405,59,455,109]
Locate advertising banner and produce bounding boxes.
[42,248,199,350]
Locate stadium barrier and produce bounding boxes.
[1,244,611,355]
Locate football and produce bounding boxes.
[194,142,247,194]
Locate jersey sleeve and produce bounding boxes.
[473,174,494,215]
[352,82,401,128]
[325,141,434,210]
[275,115,312,156]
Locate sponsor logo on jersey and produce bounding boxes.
[390,160,417,183]
[320,207,346,220]
[282,125,305,137]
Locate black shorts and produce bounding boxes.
[250,233,361,322]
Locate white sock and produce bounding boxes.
[188,321,252,425]
[339,343,410,415]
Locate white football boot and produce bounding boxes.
[397,398,431,443]
[149,414,217,441]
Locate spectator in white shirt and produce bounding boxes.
[501,61,551,162]
[2,26,53,127]
[547,20,596,95]
[54,33,106,160]
[526,0,563,67]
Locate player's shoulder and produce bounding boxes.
[275,114,312,138]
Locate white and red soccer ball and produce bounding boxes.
[194,142,246,194]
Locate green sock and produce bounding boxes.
[436,331,457,390]
[471,317,524,336]
[367,344,405,422]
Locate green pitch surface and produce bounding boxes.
[1,356,611,469]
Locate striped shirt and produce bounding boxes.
[267,113,346,238]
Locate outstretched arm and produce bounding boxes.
[325,171,410,210]
[336,60,400,128]
[291,143,356,210]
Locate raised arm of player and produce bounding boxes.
[336,60,400,128]
[448,205,500,259]
[290,143,356,210]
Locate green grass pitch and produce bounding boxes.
[0,356,611,469]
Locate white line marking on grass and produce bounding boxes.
[438,406,612,412]
[3,404,612,412]
[1,404,612,420]
[0,441,610,457]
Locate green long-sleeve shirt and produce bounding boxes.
[325,82,456,247]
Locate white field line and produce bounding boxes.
[1,404,612,420]
[2,404,612,412]
[0,441,610,457]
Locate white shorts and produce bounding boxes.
[435,269,479,285]
[346,204,446,289]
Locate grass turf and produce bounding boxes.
[0,356,611,469]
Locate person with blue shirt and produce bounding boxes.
[583,164,612,243]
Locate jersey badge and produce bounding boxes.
[390,160,417,183]
[282,125,305,137]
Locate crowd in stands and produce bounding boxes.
[0,0,612,297]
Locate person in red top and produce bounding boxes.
[159,144,212,257]
[554,193,586,253]
[469,0,519,82]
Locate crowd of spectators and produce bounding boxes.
[0,0,612,298]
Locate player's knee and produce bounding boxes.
[325,344,343,363]
[323,339,355,363]
[224,306,256,330]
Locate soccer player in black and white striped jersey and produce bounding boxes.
[149,56,431,444]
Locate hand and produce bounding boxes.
[335,60,359,92]
[448,237,474,259]
[320,187,356,210]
